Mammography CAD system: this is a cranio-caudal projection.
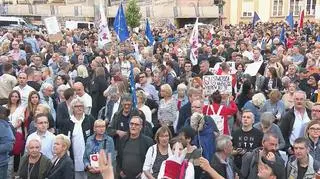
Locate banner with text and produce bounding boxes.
[203,75,232,95]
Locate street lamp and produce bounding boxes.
[214,0,225,26]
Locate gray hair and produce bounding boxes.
[260,112,275,128]
[121,93,132,104]
[57,84,68,93]
[26,137,41,149]
[216,135,232,152]
[70,97,85,115]
[177,83,187,91]
[262,132,279,142]
[41,82,54,92]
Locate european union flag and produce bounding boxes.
[113,3,129,42]
[279,26,286,45]
[145,19,154,46]
[129,63,137,108]
[252,11,260,28]
[286,12,294,29]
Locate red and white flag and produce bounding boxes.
[98,4,111,48]
[189,18,199,66]
[298,9,304,29]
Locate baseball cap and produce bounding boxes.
[261,157,285,179]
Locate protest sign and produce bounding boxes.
[43,16,63,42]
[203,75,232,95]
[244,61,263,76]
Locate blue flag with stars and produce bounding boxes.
[129,63,137,108]
[113,3,129,42]
[145,19,154,46]
[286,12,294,29]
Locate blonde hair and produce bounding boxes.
[70,97,85,115]
[55,134,71,150]
[94,119,106,127]
[36,104,50,114]
[252,93,266,108]
[77,65,89,78]
[161,84,173,97]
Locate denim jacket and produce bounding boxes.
[83,133,116,168]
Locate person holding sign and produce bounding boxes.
[203,91,237,135]
[83,119,116,179]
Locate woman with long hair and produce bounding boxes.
[24,91,40,136]
[261,66,283,95]
[4,90,25,175]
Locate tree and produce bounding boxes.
[125,0,142,28]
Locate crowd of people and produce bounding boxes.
[0,19,320,179]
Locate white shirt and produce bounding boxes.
[13,85,35,105]
[3,104,25,133]
[78,93,92,115]
[70,115,86,171]
[110,99,120,123]
[26,131,55,160]
[290,109,310,145]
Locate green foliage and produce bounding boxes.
[125,0,142,28]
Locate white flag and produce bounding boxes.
[98,4,111,48]
[189,18,199,65]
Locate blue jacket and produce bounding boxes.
[83,133,116,168]
[188,116,217,161]
[0,119,15,167]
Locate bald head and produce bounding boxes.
[73,82,85,96]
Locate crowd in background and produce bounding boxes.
[0,19,320,179]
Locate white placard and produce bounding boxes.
[43,16,60,35]
[203,75,232,95]
[244,61,263,76]
[316,5,320,19]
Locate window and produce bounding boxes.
[242,0,254,17]
[273,0,284,16]
[306,0,316,15]
[289,0,303,16]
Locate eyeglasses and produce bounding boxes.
[309,127,320,131]
[130,122,141,127]
[37,121,48,125]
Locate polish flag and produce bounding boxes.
[298,9,304,29]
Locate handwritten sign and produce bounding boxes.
[203,75,232,95]
[43,16,63,42]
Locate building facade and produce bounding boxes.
[0,0,319,26]
[224,0,320,25]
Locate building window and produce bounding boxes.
[242,0,254,17]
[273,0,284,16]
[306,0,316,15]
[289,0,303,15]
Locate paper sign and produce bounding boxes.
[90,153,99,168]
[244,61,263,76]
[43,16,60,35]
[316,5,320,19]
[203,75,232,95]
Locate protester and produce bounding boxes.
[18,138,52,179]
[0,106,15,179]
[286,137,320,178]
[312,103,320,121]
[305,120,320,163]
[47,134,74,179]
[142,126,173,179]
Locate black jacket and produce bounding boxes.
[279,107,312,150]
[210,153,236,179]
[47,153,74,179]
[261,77,283,95]
[62,114,95,160]
[176,102,191,132]
[89,76,109,119]
[56,102,70,134]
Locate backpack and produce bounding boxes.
[205,105,224,134]
[169,71,180,92]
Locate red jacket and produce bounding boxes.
[203,102,238,135]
